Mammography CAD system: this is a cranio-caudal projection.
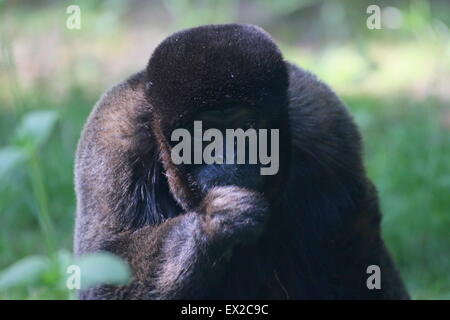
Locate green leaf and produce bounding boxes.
[14,110,58,149]
[0,146,27,178]
[57,249,74,272]
[76,252,131,290]
[0,255,50,291]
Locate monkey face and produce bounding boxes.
[145,24,290,209]
[178,105,269,196]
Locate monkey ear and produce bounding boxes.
[145,23,289,137]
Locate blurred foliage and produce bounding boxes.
[0,0,449,299]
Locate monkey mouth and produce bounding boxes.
[190,163,264,196]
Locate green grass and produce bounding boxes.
[347,96,450,299]
[0,90,93,299]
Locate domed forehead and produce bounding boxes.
[145,24,289,130]
[148,24,284,80]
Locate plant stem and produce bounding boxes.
[28,148,56,259]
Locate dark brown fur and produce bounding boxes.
[74,24,409,299]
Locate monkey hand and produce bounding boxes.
[198,186,269,247]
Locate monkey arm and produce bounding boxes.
[78,186,268,299]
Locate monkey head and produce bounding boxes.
[146,24,290,210]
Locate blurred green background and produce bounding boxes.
[0,0,449,299]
